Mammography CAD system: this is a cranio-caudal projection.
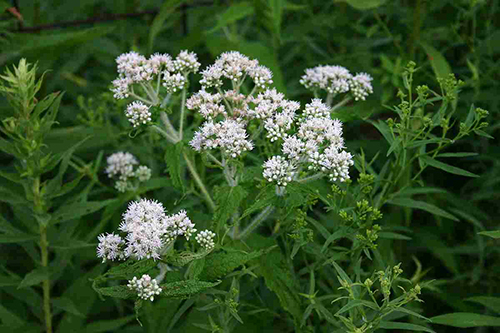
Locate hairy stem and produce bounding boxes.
[182,150,216,211]
[237,205,275,240]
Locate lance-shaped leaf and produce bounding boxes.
[419,155,479,178]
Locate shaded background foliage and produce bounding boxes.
[0,0,499,332]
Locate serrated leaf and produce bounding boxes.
[100,259,157,281]
[165,248,212,267]
[18,267,50,289]
[478,230,500,239]
[465,297,500,314]
[148,0,185,53]
[208,2,255,34]
[335,0,387,10]
[240,184,276,220]
[213,185,247,232]
[164,141,184,191]
[379,321,435,332]
[420,155,479,178]
[199,249,263,281]
[388,197,458,221]
[259,250,302,324]
[161,280,221,299]
[431,313,500,328]
[95,285,135,299]
[51,199,117,225]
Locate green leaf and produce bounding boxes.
[431,313,500,328]
[161,280,221,299]
[208,2,255,34]
[82,316,136,333]
[49,240,95,250]
[419,41,452,79]
[368,119,394,145]
[0,304,24,329]
[148,0,185,53]
[321,227,352,252]
[199,249,264,281]
[51,199,117,225]
[478,230,500,239]
[165,248,212,267]
[18,267,50,289]
[335,299,379,315]
[405,139,443,149]
[164,141,184,191]
[0,234,37,243]
[0,275,21,287]
[474,129,494,139]
[379,321,435,332]
[437,152,478,158]
[240,184,276,220]
[388,197,458,221]
[51,297,85,317]
[334,0,387,10]
[395,306,431,322]
[378,232,412,240]
[258,250,302,324]
[212,185,247,232]
[466,297,500,314]
[420,155,479,178]
[94,285,135,299]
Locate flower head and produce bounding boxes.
[127,274,162,301]
[125,101,152,127]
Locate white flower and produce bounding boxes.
[135,166,152,182]
[263,155,296,186]
[120,199,168,260]
[127,274,162,302]
[105,152,138,180]
[300,65,352,94]
[200,64,224,88]
[190,119,254,158]
[302,98,331,119]
[97,233,125,263]
[149,53,174,74]
[186,90,226,119]
[163,72,187,93]
[248,65,273,89]
[350,72,373,101]
[195,230,216,250]
[282,135,306,160]
[164,210,197,242]
[174,50,200,73]
[125,101,152,127]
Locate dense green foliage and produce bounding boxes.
[1,1,499,332]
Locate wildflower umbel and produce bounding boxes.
[105,152,151,192]
[195,230,216,250]
[127,274,162,302]
[300,65,373,101]
[125,101,152,127]
[96,199,214,262]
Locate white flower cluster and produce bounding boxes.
[200,51,272,89]
[105,152,151,192]
[190,119,254,158]
[263,99,354,186]
[195,230,216,250]
[300,65,373,101]
[127,274,162,302]
[125,101,152,127]
[112,50,200,100]
[96,199,216,262]
[263,156,296,186]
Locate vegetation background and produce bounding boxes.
[0,0,499,332]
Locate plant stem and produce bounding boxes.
[237,205,275,240]
[182,150,216,212]
[179,87,187,138]
[40,224,52,333]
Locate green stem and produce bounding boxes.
[182,150,216,212]
[237,205,275,240]
[40,224,52,333]
[179,87,187,139]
